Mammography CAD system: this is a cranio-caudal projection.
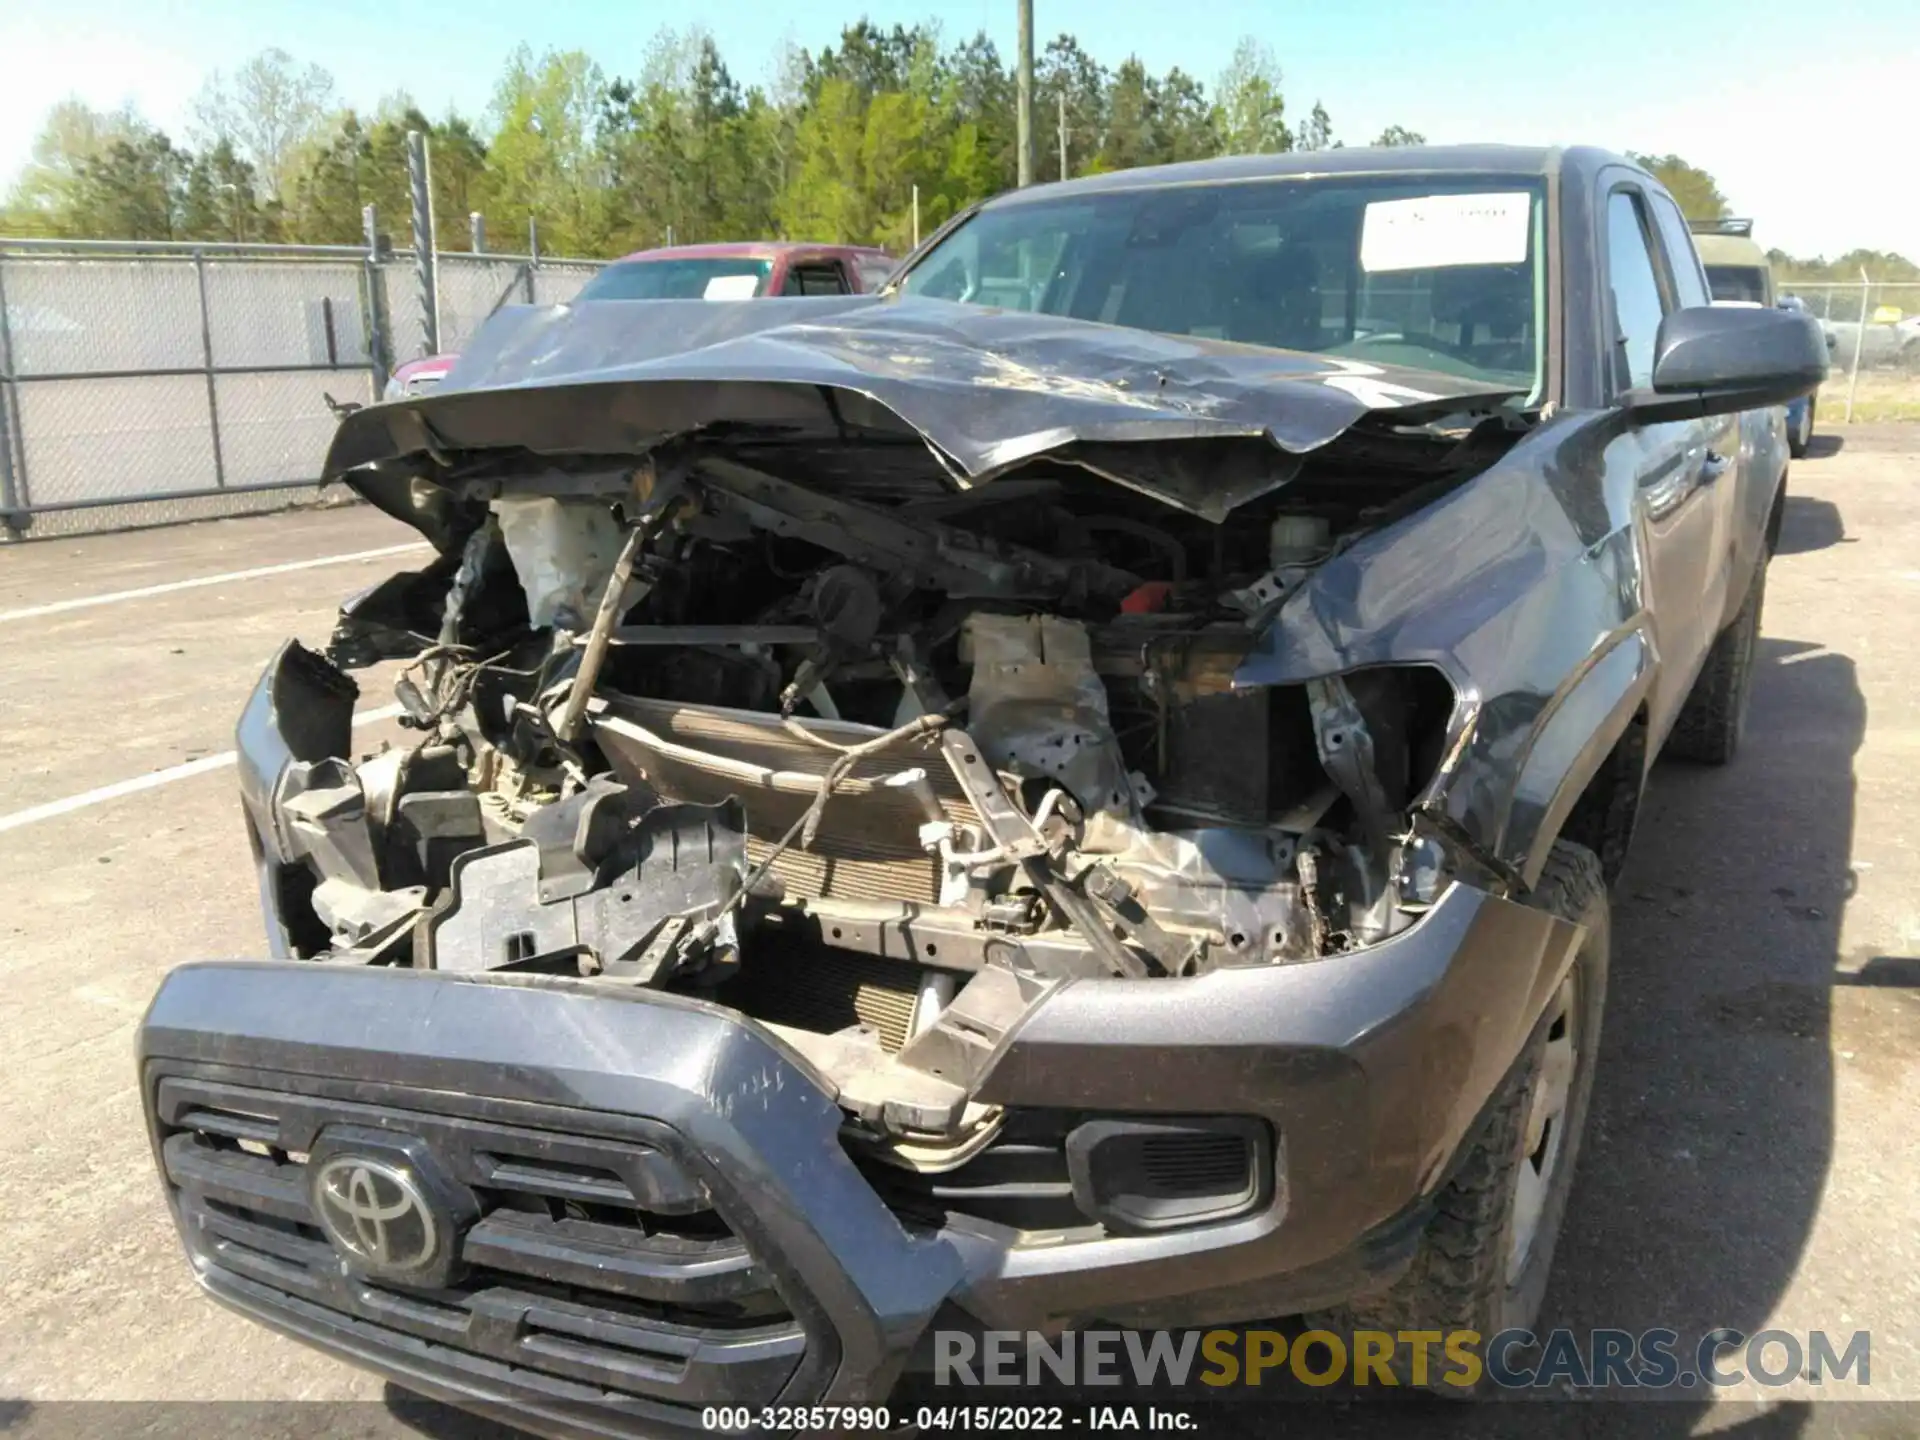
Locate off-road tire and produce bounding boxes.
[1307,841,1609,1395]
[1666,558,1766,765]
[1558,715,1644,886]
[1788,399,1814,460]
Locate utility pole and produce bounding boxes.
[1058,91,1068,180]
[1016,0,1035,186]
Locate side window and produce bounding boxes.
[783,263,850,297]
[1647,193,1711,310]
[1605,190,1668,392]
[855,257,896,292]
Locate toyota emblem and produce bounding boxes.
[311,1155,441,1274]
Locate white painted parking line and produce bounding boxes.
[0,542,431,624]
[0,703,408,836]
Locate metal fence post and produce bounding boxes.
[407,131,440,356]
[194,249,228,488]
[362,204,392,389]
[470,212,485,254]
[0,248,28,531]
[1845,270,1869,424]
[526,218,540,304]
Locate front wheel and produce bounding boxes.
[1309,841,1609,1394]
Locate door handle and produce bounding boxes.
[1700,449,1732,484]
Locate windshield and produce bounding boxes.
[575,257,773,302]
[1706,264,1769,305]
[899,175,1547,394]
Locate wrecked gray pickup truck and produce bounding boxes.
[140,145,1824,1427]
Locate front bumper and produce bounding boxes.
[184,642,1588,1432]
[141,869,1579,1435]
[142,966,960,1437]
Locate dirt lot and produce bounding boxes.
[1,431,1917,1435]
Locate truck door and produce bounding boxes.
[1645,189,1758,614]
[1601,181,1737,751]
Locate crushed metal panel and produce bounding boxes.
[322,295,1525,535]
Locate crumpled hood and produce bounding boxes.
[325,294,1522,533]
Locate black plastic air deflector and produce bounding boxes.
[1065,1116,1271,1235]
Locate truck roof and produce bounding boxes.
[986,144,1635,207]
[613,241,893,263]
[1692,232,1770,268]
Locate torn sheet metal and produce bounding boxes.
[323,295,1524,533]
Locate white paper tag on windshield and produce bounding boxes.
[1360,192,1531,273]
[703,274,760,300]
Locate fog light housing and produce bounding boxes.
[1065,1116,1274,1234]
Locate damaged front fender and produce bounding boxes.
[1237,413,1654,884]
[236,641,360,957]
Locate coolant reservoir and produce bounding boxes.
[1269,514,1331,568]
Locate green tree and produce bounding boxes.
[1093,58,1157,173]
[1214,39,1290,155]
[65,132,188,240]
[1629,153,1728,222]
[775,75,872,242]
[430,117,491,248]
[33,28,1845,269]
[860,88,937,251]
[810,21,929,103]
[179,139,264,240]
[2,99,150,235]
[286,113,373,244]
[601,30,776,250]
[1156,70,1216,163]
[481,46,609,255]
[191,48,337,202]
[1769,246,1920,285]
[279,105,489,249]
[942,33,1016,193]
[1298,100,1336,152]
[1037,35,1108,181]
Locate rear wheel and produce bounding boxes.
[1666,559,1766,765]
[1308,841,1609,1394]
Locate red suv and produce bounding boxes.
[385,242,896,398]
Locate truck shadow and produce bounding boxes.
[374,632,1865,1440]
[1773,496,1846,556]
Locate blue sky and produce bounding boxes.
[3,0,1915,257]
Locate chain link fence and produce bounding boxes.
[0,236,604,541]
[1776,279,1920,424]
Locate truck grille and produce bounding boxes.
[153,1072,816,1416]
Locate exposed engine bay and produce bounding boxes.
[284,431,1492,1169]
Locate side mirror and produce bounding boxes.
[1625,305,1828,425]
